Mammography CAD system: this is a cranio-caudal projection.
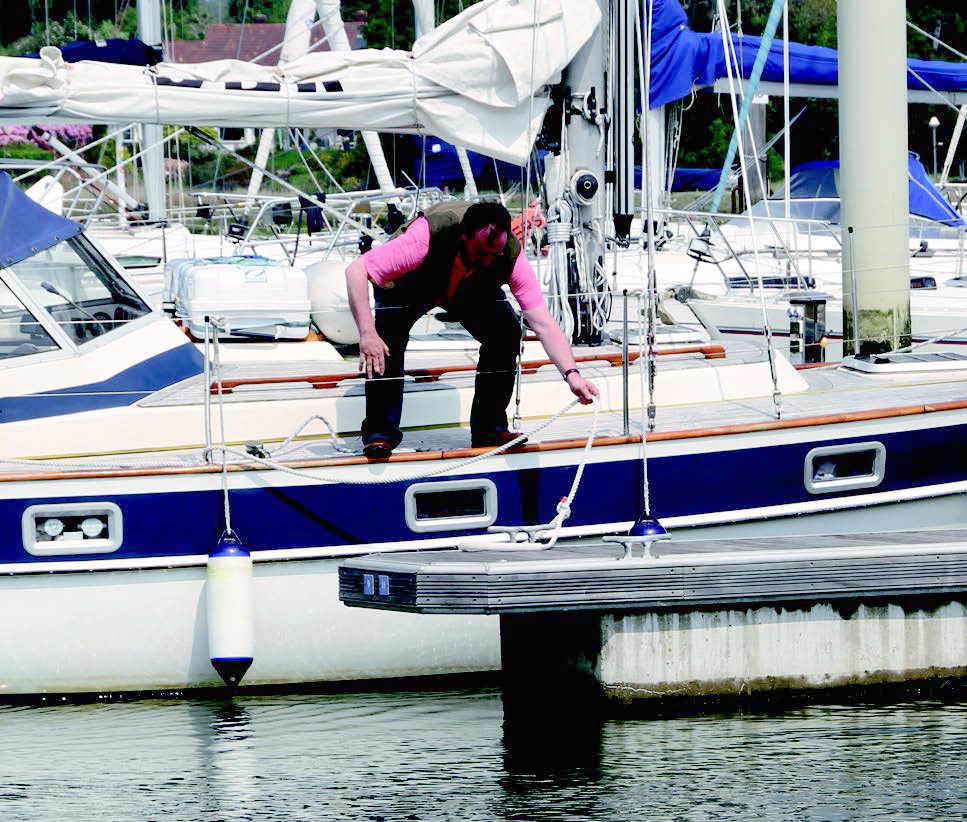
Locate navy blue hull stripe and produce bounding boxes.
[0,342,204,423]
[5,424,967,563]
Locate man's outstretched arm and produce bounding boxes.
[522,303,599,404]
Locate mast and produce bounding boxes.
[542,0,608,344]
[611,0,634,241]
[838,0,911,355]
[314,0,396,194]
[136,0,166,222]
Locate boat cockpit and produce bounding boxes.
[0,233,153,364]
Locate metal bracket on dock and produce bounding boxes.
[602,532,671,560]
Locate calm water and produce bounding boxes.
[2,685,966,821]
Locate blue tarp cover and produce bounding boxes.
[766,153,965,227]
[412,138,544,189]
[670,167,721,191]
[0,173,84,267]
[25,39,161,65]
[632,166,722,191]
[649,0,967,108]
[417,141,720,193]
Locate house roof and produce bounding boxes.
[167,20,366,65]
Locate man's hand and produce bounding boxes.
[566,371,599,404]
[359,331,390,378]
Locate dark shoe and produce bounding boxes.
[471,430,528,449]
[363,438,394,459]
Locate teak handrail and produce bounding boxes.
[209,344,726,394]
[8,398,964,483]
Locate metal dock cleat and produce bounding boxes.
[602,516,670,559]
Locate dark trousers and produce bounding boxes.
[362,291,523,448]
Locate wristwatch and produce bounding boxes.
[562,368,580,381]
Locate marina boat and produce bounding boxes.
[2,0,967,697]
[633,154,967,355]
[6,159,967,695]
[594,0,967,357]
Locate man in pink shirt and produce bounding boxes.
[346,200,598,458]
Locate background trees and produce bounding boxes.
[0,1,963,186]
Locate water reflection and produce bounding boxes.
[0,690,964,820]
[498,713,605,822]
[191,701,258,820]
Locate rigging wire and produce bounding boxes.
[236,0,251,59]
[907,20,967,64]
[716,0,784,418]
[635,0,657,428]
[632,0,657,523]
[511,1,549,429]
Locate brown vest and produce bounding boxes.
[382,201,520,307]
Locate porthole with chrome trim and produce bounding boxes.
[804,442,886,494]
[404,479,498,533]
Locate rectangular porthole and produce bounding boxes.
[22,502,123,556]
[804,442,886,494]
[404,479,498,533]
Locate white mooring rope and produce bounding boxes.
[213,397,595,486]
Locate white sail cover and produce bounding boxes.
[0,0,599,164]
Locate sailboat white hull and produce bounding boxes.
[0,556,498,695]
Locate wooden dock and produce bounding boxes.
[339,530,967,703]
[339,529,967,613]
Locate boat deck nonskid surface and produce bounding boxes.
[5,340,967,474]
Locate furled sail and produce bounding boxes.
[0,0,599,165]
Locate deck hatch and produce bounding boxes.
[404,479,498,533]
[804,442,886,494]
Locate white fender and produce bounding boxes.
[206,533,254,687]
[306,258,369,344]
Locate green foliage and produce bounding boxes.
[1,1,213,53]
[0,14,120,56]
[0,142,51,161]
[118,6,137,40]
[227,0,290,25]
[271,141,372,194]
[341,0,468,50]
[165,3,212,41]
[766,150,784,182]
[675,0,967,185]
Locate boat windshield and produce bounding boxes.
[0,278,59,360]
[7,235,151,347]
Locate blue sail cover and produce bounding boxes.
[632,166,721,191]
[25,39,162,65]
[411,137,545,189]
[907,153,966,227]
[762,153,965,227]
[649,0,967,108]
[0,173,83,267]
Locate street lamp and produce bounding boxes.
[928,115,940,177]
